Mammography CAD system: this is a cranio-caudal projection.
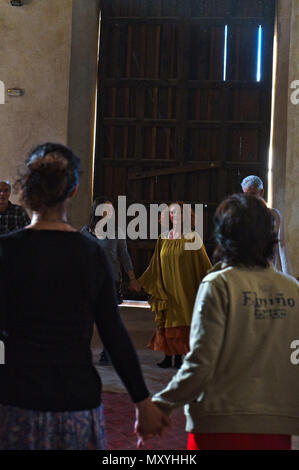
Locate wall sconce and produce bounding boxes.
[10,1,24,6]
[7,88,25,97]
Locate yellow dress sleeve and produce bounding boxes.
[138,237,168,314]
[194,243,212,282]
[183,232,212,285]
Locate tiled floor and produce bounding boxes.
[95,305,299,451]
[102,392,187,451]
[102,392,299,451]
[94,305,188,450]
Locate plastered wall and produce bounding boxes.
[0,0,73,200]
[272,0,299,277]
[284,1,299,276]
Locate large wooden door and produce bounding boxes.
[94,0,276,288]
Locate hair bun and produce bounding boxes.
[16,143,80,211]
[28,153,68,173]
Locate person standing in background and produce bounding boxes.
[0,180,30,234]
[81,197,141,365]
[138,201,212,369]
[241,175,293,276]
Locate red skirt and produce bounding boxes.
[187,433,291,450]
[147,326,190,355]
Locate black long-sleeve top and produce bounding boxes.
[0,229,149,411]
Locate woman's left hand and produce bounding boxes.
[134,398,171,448]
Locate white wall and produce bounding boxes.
[0,0,73,202]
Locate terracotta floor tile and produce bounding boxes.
[102,392,186,451]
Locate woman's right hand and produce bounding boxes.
[129,279,142,293]
[134,397,171,448]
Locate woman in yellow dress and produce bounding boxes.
[138,202,212,369]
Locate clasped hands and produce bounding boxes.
[134,397,171,448]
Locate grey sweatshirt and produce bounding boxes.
[153,263,299,435]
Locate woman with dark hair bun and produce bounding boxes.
[19,142,81,213]
[0,143,169,450]
[150,193,299,450]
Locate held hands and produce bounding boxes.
[128,279,142,293]
[134,397,171,448]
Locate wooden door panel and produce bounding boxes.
[188,88,223,121]
[232,0,267,17]
[95,0,275,297]
[229,25,259,82]
[184,128,223,162]
[189,26,225,81]
[229,128,260,162]
[229,88,261,121]
[190,0,231,17]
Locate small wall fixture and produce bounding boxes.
[10,0,24,6]
[7,88,24,97]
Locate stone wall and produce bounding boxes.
[272,0,299,277]
[67,0,100,229]
[0,0,73,202]
[284,1,299,277]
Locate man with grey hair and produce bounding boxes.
[0,180,30,235]
[241,175,264,195]
[241,175,293,276]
